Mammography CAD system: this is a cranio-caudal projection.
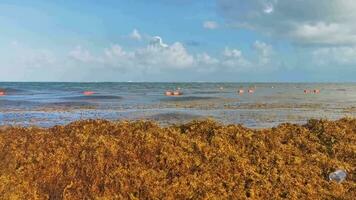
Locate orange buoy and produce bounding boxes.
[0,91,5,96]
[83,91,95,96]
[314,89,320,94]
[173,90,183,96]
[238,89,244,94]
[165,91,174,96]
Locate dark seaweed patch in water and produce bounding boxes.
[0,99,42,107]
[46,101,95,107]
[148,112,204,121]
[64,95,123,101]
[161,96,218,102]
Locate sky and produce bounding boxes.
[0,0,355,82]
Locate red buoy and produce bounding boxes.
[165,91,174,96]
[238,89,244,94]
[173,90,183,96]
[0,91,5,96]
[83,91,95,96]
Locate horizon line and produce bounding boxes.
[0,81,355,84]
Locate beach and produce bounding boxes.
[0,82,355,199]
[0,118,355,199]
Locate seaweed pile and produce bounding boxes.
[0,118,355,199]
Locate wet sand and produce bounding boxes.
[0,118,355,199]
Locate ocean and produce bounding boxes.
[0,82,355,128]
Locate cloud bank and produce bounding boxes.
[217,0,356,75]
[68,36,274,74]
[218,0,356,46]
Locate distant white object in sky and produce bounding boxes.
[129,29,142,41]
[203,21,219,30]
[150,36,168,48]
[264,4,274,14]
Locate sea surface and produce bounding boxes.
[0,82,355,128]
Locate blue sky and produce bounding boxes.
[0,0,355,82]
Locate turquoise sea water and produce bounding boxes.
[0,82,355,128]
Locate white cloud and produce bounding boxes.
[263,4,274,14]
[137,39,194,69]
[1,38,280,81]
[195,53,220,72]
[218,0,356,45]
[196,53,219,65]
[103,45,135,70]
[223,47,242,58]
[312,47,356,66]
[291,22,356,45]
[67,37,274,73]
[203,21,219,30]
[221,47,251,70]
[253,41,273,65]
[70,45,134,70]
[69,36,195,71]
[69,46,96,63]
[129,29,142,41]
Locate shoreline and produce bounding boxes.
[1,104,355,129]
[0,118,355,199]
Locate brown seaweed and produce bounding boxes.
[0,118,355,199]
